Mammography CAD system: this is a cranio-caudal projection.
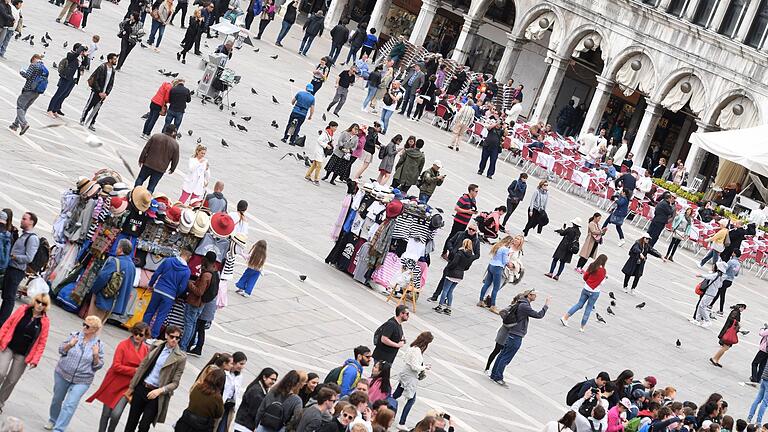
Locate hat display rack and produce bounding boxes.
[325,179,444,308]
[42,170,244,328]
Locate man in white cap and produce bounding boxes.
[417,160,446,204]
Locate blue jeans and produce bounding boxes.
[235,268,262,295]
[134,165,164,193]
[180,303,203,350]
[164,109,184,129]
[142,102,163,135]
[700,248,720,267]
[439,279,458,306]
[479,264,504,306]
[299,33,315,55]
[566,289,601,327]
[0,27,13,57]
[282,111,306,144]
[142,292,175,337]
[275,20,292,44]
[50,372,91,432]
[392,384,415,425]
[490,334,523,381]
[749,379,768,424]
[478,144,500,177]
[47,78,76,113]
[362,85,377,110]
[380,109,394,134]
[147,20,166,47]
[344,45,359,64]
[418,192,431,204]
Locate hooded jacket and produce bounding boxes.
[443,248,474,280]
[339,358,363,396]
[393,148,425,187]
[330,23,349,46]
[149,257,191,298]
[303,13,324,36]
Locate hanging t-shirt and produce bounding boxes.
[121,209,148,237]
[334,232,359,271]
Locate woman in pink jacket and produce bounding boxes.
[606,397,631,432]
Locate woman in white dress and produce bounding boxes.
[180,144,210,204]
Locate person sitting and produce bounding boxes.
[715,182,739,208]
[526,134,545,157]
[698,201,716,223]
[215,40,234,59]
[601,158,617,179]
[475,206,507,241]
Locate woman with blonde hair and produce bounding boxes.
[411,416,437,432]
[46,315,105,431]
[0,293,51,412]
[235,240,268,297]
[434,238,476,316]
[180,144,210,204]
[392,332,433,429]
[478,236,515,313]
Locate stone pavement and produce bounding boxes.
[1,2,767,430]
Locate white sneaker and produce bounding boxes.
[701,321,712,328]
[623,287,629,294]
[44,422,54,431]
[237,291,250,297]
[559,317,569,327]
[630,288,636,296]
[618,239,625,247]
[579,327,585,333]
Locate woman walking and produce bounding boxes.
[147,0,174,52]
[274,0,297,46]
[377,134,402,185]
[352,122,380,180]
[175,368,225,431]
[700,219,729,267]
[410,75,438,121]
[46,316,105,431]
[392,332,433,429]
[522,180,549,236]
[710,251,741,316]
[306,121,336,185]
[0,294,51,412]
[622,234,650,295]
[254,370,307,432]
[710,303,746,367]
[322,123,359,185]
[575,213,605,273]
[116,11,143,71]
[449,101,475,151]
[664,207,692,262]
[255,0,275,39]
[86,322,150,432]
[177,8,204,64]
[692,261,727,329]
[180,144,210,204]
[367,361,391,404]
[545,218,582,281]
[379,83,402,135]
[478,236,515,314]
[235,240,268,297]
[433,238,475,316]
[602,188,629,246]
[234,367,277,432]
[560,254,607,332]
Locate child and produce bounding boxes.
[87,35,100,69]
[235,240,267,297]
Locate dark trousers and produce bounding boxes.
[360,45,374,57]
[752,350,768,382]
[117,39,135,70]
[282,111,306,144]
[329,44,343,64]
[123,384,159,432]
[299,33,316,55]
[80,91,102,126]
[623,273,640,289]
[256,19,271,38]
[244,12,255,30]
[549,259,566,276]
[171,2,187,25]
[0,268,25,326]
[485,342,504,371]
[134,166,164,192]
[142,102,163,136]
[343,45,360,64]
[666,237,682,259]
[188,318,207,353]
[47,78,76,113]
[442,220,467,254]
[478,145,500,177]
[501,199,520,226]
[709,280,733,313]
[647,222,665,248]
[399,87,416,116]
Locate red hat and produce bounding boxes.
[110,197,128,216]
[385,200,403,219]
[210,212,235,237]
[165,205,181,226]
[644,376,657,387]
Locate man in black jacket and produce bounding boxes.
[0,0,15,59]
[647,192,675,250]
[298,10,323,56]
[47,43,89,117]
[328,20,348,65]
[342,23,365,65]
[428,221,480,302]
[80,53,117,132]
[164,79,191,131]
[720,219,756,261]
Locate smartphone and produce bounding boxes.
[443,414,451,421]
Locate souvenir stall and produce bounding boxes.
[44,170,243,333]
[325,180,444,307]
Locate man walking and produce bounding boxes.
[9,54,48,136]
[502,173,528,229]
[342,22,365,65]
[0,0,17,59]
[298,10,323,56]
[328,20,348,65]
[477,119,507,179]
[205,181,227,212]
[180,251,218,351]
[442,184,479,255]
[0,212,39,325]
[647,191,675,250]
[326,67,356,117]
[124,324,187,432]
[80,53,117,132]
[399,64,424,118]
[489,289,550,386]
[143,247,192,338]
[47,43,88,118]
[136,124,180,192]
[282,83,315,144]
[164,78,191,130]
[372,305,408,364]
[417,160,445,204]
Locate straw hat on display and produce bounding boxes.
[130,186,152,212]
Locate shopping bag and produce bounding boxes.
[68,10,83,28]
[721,322,739,345]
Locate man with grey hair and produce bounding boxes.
[88,238,136,321]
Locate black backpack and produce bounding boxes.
[259,400,284,430]
[200,270,220,303]
[324,366,344,384]
[25,234,51,274]
[499,301,520,328]
[373,322,386,346]
[565,379,589,406]
[579,392,599,418]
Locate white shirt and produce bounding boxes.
[88,42,99,63]
[578,134,597,156]
[749,208,767,227]
[506,103,523,125]
[181,157,210,196]
[228,211,249,236]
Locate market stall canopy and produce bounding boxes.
[689,125,768,178]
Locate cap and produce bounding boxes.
[571,217,583,226]
[619,397,632,410]
[644,376,657,387]
[641,232,651,239]
[433,160,443,169]
[306,83,314,92]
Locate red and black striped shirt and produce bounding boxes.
[453,193,476,225]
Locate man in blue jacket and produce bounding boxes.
[143,247,193,337]
[339,345,371,396]
[88,238,137,322]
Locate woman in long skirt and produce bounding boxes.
[322,123,359,185]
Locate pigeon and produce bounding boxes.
[170,72,178,77]
[14,33,20,40]
[42,41,49,48]
[289,78,295,82]
[219,104,224,111]
[44,32,52,41]
[187,130,193,136]
[299,275,307,282]
[253,48,260,53]
[267,141,278,148]
[100,55,104,61]
[595,313,607,324]
[140,42,148,48]
[236,124,248,132]
[608,292,615,300]
[322,113,326,121]
[304,158,311,167]
[221,139,229,147]
[272,96,279,104]
[675,339,681,348]
[607,306,615,316]
[741,330,751,336]
[196,137,202,144]
[190,90,195,96]
[229,120,236,127]
[29,41,34,46]
[231,111,237,116]
[610,300,616,307]
[21,34,30,41]
[635,302,646,309]
[270,54,278,59]
[279,152,295,161]
[158,69,166,74]
[231,102,236,107]
[270,120,278,128]
[200,98,207,105]
[63,41,67,48]
[251,88,258,95]
[162,71,174,77]
[52,62,58,69]
[241,116,251,121]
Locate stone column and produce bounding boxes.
[450,15,480,65]
[494,34,524,81]
[708,0,731,31]
[658,0,673,10]
[631,101,664,169]
[579,75,614,137]
[683,0,702,21]
[408,0,439,47]
[666,116,694,177]
[685,120,717,183]
[737,0,762,41]
[529,55,569,125]
[368,0,393,37]
[324,0,347,30]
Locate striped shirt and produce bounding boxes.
[453,194,476,225]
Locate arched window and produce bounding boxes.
[692,0,718,26]
[745,0,768,48]
[719,0,749,37]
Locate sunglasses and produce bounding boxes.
[132,330,149,337]
[342,413,355,420]
[82,322,91,329]
[467,228,476,232]
[35,299,48,307]
[166,334,181,340]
